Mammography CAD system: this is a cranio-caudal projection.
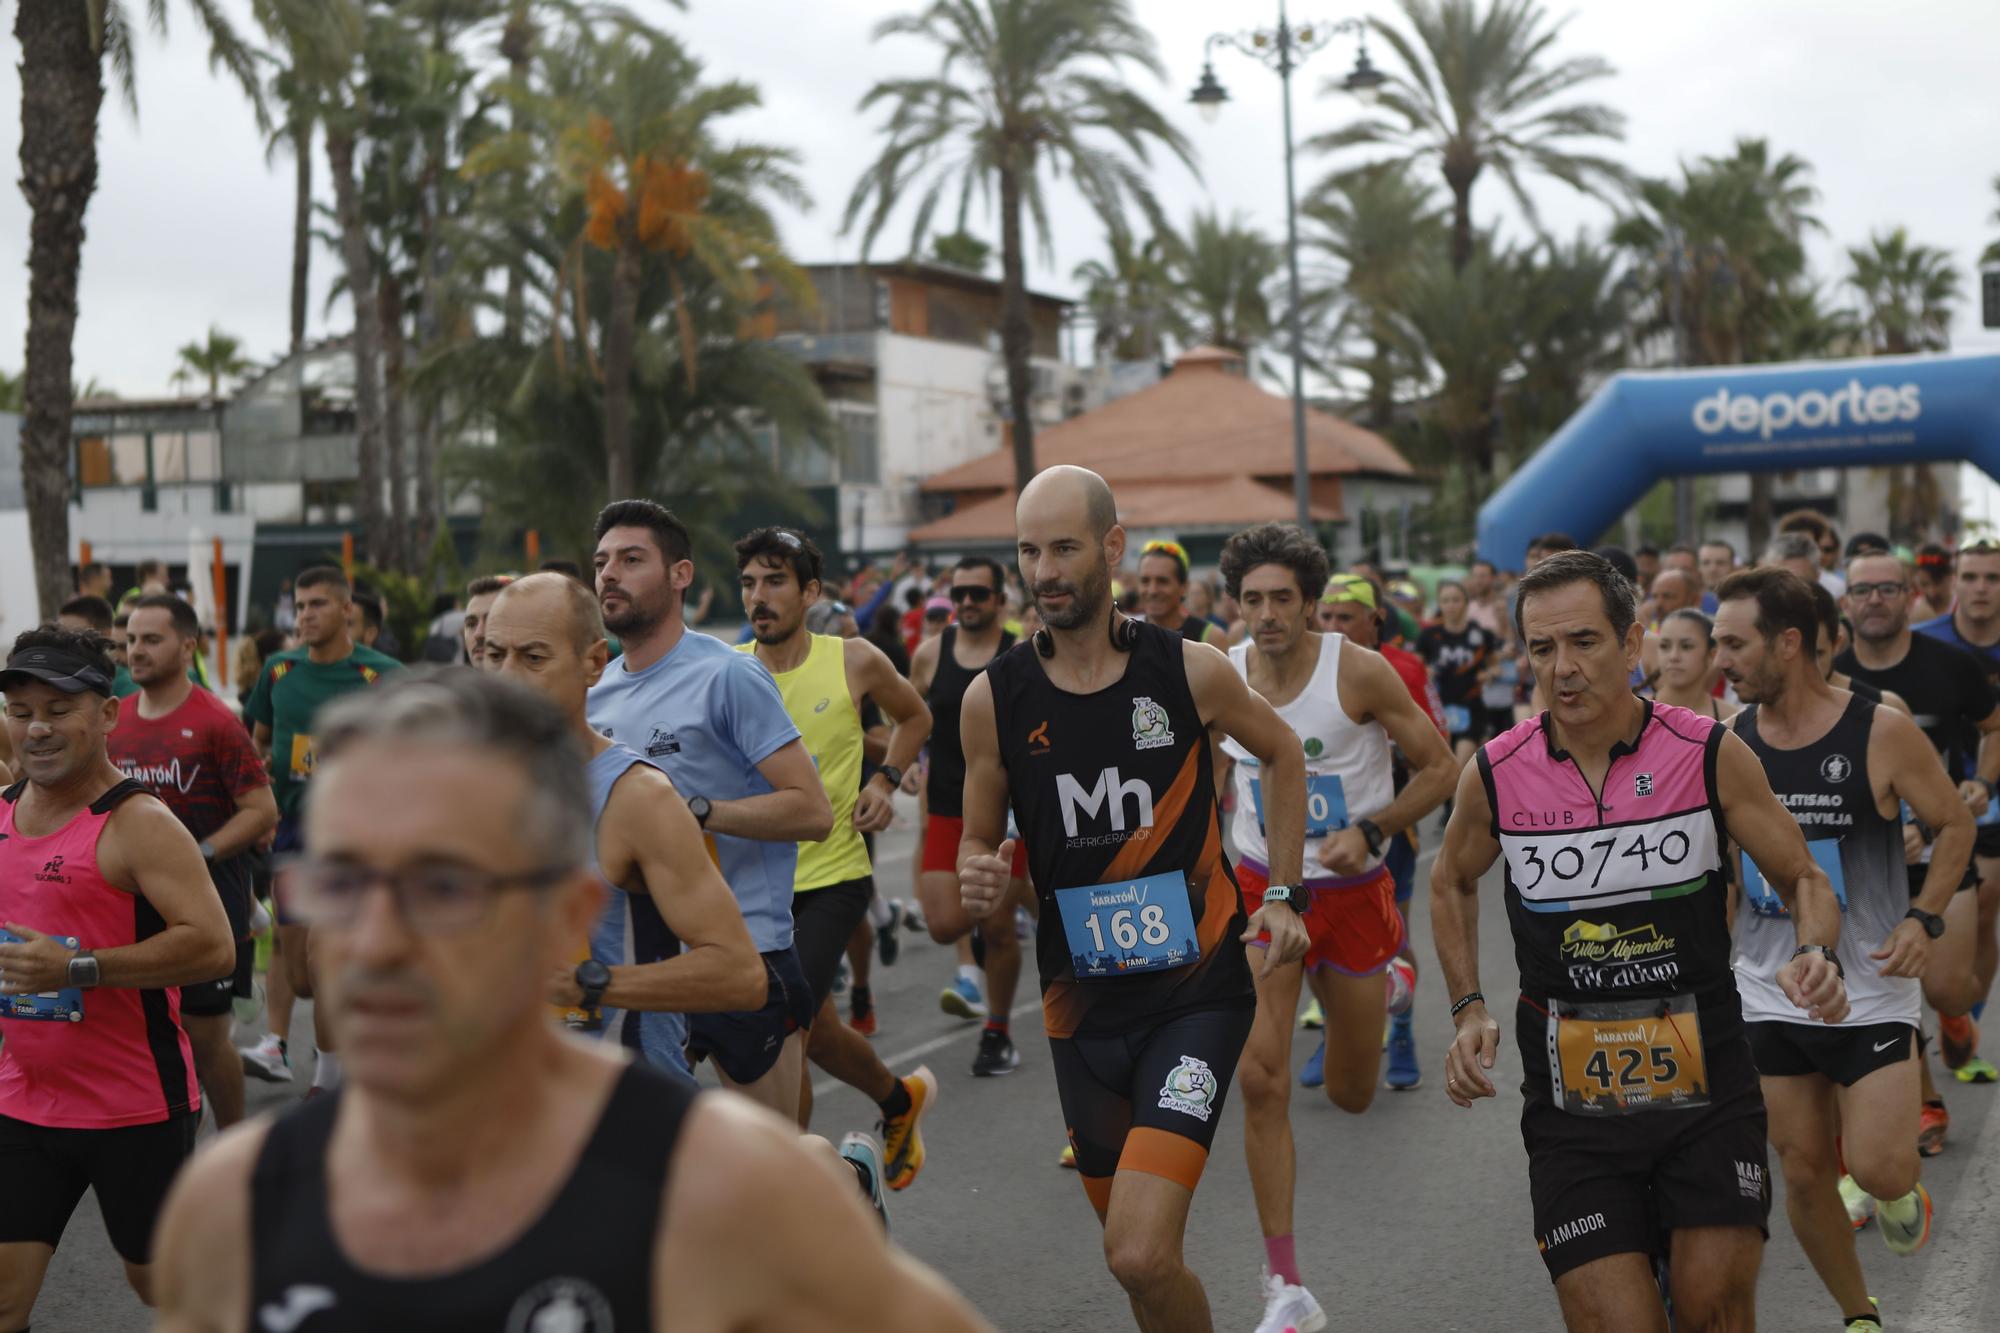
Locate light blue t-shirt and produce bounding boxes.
[587,627,802,953]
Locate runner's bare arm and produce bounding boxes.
[586,765,766,1015]
[1431,762,1502,1107]
[847,636,930,835]
[206,783,279,860]
[701,737,834,843]
[955,674,1012,920]
[151,1121,268,1333]
[1877,706,1971,977]
[1967,705,2000,809]
[1716,729,1849,1022]
[1347,644,1460,837]
[1878,687,1912,717]
[907,632,940,697]
[662,1099,995,1333]
[0,797,233,993]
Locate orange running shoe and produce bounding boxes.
[1918,1099,1948,1157]
[880,1066,937,1191]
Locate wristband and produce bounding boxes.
[1449,991,1485,1018]
[1790,943,1844,980]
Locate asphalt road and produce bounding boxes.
[32,804,2000,1332]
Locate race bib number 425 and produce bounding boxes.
[1501,809,1718,914]
[1054,871,1200,979]
[1548,992,1709,1116]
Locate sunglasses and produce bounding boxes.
[949,585,994,603]
[1847,581,1906,602]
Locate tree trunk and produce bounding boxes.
[1746,473,1773,554]
[379,273,411,571]
[601,223,641,500]
[997,163,1036,495]
[290,118,312,352]
[326,126,391,567]
[15,0,102,622]
[500,5,533,345]
[1444,158,1479,273]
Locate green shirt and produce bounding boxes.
[112,664,139,699]
[244,644,404,817]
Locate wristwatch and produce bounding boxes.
[686,796,712,828]
[1355,818,1387,858]
[575,959,612,1011]
[1262,883,1310,915]
[1905,907,1946,940]
[1790,943,1844,979]
[66,950,100,989]
[876,764,904,790]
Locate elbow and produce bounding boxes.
[196,923,236,983]
[802,800,835,844]
[730,948,769,1011]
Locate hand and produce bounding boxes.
[0,924,75,995]
[960,840,1015,921]
[1241,903,1309,977]
[1902,823,1926,864]
[1444,1003,1500,1108]
[1957,780,1990,818]
[257,826,278,854]
[1316,827,1373,877]
[1870,919,1931,979]
[547,967,583,1010]
[852,778,896,835]
[1778,950,1850,1024]
[899,767,921,796]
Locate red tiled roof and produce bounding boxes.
[909,474,1343,545]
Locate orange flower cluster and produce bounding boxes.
[583,153,710,257]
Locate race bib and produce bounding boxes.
[1739,838,1846,919]
[1055,871,1200,979]
[288,733,318,783]
[1443,704,1472,735]
[0,930,84,1022]
[1547,992,1708,1116]
[1251,773,1349,840]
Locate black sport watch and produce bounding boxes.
[686,796,712,828]
[1905,907,1946,940]
[876,764,904,790]
[574,959,612,1012]
[1355,818,1387,857]
[1261,883,1310,915]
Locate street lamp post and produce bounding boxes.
[1193,4,1385,534]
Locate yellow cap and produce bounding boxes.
[1321,574,1377,609]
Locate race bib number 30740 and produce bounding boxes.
[1500,809,1718,914]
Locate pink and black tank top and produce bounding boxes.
[0,778,200,1127]
[1478,702,1739,1031]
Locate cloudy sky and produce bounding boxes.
[1,0,1997,399]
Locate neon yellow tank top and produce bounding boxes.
[739,634,873,891]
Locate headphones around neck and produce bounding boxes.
[1035,613,1140,658]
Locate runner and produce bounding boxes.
[0,625,235,1323]
[151,672,992,1333]
[108,594,279,1131]
[1137,538,1225,644]
[1834,549,1998,1150]
[1912,537,2000,1084]
[1909,543,1953,623]
[1217,525,1457,1333]
[1807,584,1911,716]
[907,554,1029,1071]
[733,528,941,1187]
[243,566,402,1094]
[481,572,766,1070]
[1651,609,1738,722]
[1431,550,1849,1330]
[460,573,512,666]
[957,466,1311,1331]
[1697,540,1737,613]
[1417,580,1495,763]
[588,499,833,1119]
[1714,567,1966,1330]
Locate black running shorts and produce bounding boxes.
[1522,1036,1771,1281]
[1745,1019,1914,1088]
[792,877,874,1011]
[685,946,816,1086]
[180,937,256,1018]
[0,1111,199,1263]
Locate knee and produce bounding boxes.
[1325,1071,1378,1115]
[123,1261,154,1307]
[984,923,1021,958]
[1846,1143,1919,1202]
[1772,1136,1836,1187]
[1102,1231,1179,1296]
[1236,1047,1289,1112]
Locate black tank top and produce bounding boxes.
[986,620,1252,1038]
[925,624,1016,817]
[248,1062,695,1332]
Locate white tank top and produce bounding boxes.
[1223,633,1395,885]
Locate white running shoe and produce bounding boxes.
[1253,1270,1326,1333]
[1384,956,1416,1017]
[240,1033,291,1083]
[1838,1172,1876,1230]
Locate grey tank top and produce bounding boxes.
[586,744,689,1068]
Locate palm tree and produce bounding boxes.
[172,327,255,398]
[845,0,1196,494]
[930,230,992,272]
[15,0,263,619]
[1072,230,1176,363]
[1845,227,1963,355]
[1309,0,1627,272]
[1167,209,1279,357]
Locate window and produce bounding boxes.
[153,433,186,483]
[76,437,111,487]
[185,431,220,481]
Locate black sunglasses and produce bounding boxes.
[949,585,995,603]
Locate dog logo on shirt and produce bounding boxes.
[503,1277,613,1333]
[1131,697,1175,751]
[1157,1055,1217,1122]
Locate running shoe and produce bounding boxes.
[1254,1269,1326,1333]
[248,897,273,936]
[1385,956,1416,1018]
[232,977,265,1028]
[1299,1037,1326,1089]
[1953,1055,1997,1084]
[850,992,877,1037]
[839,1132,890,1232]
[902,903,928,933]
[876,900,904,967]
[1386,1011,1421,1091]
[880,1066,937,1192]
[1058,1143,1077,1169]
[1300,998,1324,1030]
[971,1027,1019,1077]
[240,1033,290,1083]
[1877,1182,1933,1256]
[1939,1014,1978,1070]
[1918,1099,1948,1157]
[1843,1297,1881,1331]
[1838,1173,1876,1231]
[939,973,987,1020]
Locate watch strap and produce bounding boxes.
[1790,943,1844,979]
[66,950,100,989]
[1905,907,1945,939]
[1356,818,1387,856]
[1261,884,1307,913]
[876,764,903,790]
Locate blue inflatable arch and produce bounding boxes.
[1477,352,2000,567]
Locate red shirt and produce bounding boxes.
[1381,641,1447,734]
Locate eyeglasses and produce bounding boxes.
[1847,581,1907,602]
[949,585,994,603]
[276,857,570,934]
[1819,541,1840,555]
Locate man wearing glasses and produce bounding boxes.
[151,672,992,1333]
[1778,510,1848,597]
[1136,540,1225,645]
[1914,539,2000,1086]
[1834,549,2000,1153]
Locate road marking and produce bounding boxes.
[1902,1077,2000,1332]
